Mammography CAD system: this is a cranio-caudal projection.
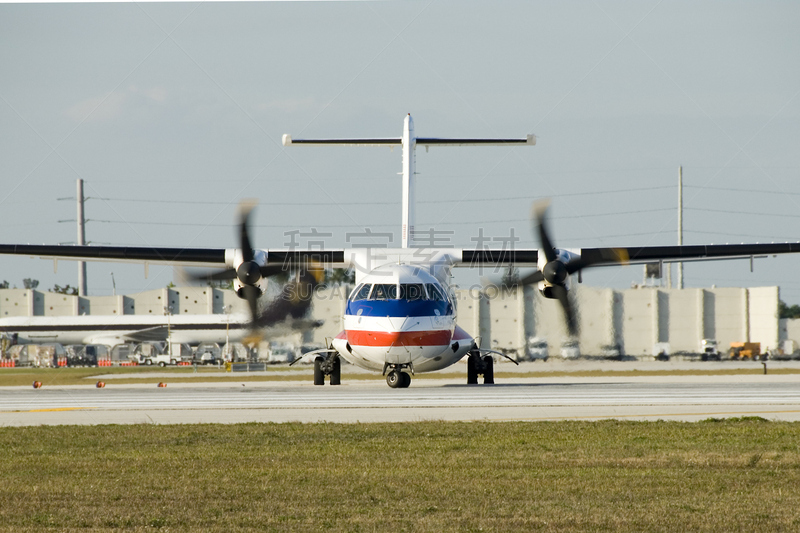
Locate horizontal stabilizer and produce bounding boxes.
[282,134,400,146]
[282,134,535,147]
[416,135,535,146]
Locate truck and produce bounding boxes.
[701,339,720,361]
[729,342,761,361]
[526,337,549,361]
[560,340,580,359]
[133,342,178,367]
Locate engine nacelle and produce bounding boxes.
[537,275,572,299]
[229,248,269,300]
[539,285,556,299]
[233,279,266,300]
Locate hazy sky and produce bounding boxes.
[1,1,799,301]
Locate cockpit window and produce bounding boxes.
[398,283,426,301]
[370,284,397,300]
[425,283,446,301]
[352,284,371,301]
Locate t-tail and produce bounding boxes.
[283,114,535,248]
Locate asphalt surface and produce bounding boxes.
[2,368,800,425]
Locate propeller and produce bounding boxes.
[519,200,587,337]
[189,200,288,331]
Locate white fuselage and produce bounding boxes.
[330,264,474,373]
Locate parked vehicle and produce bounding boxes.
[194,343,220,365]
[560,340,580,359]
[267,343,297,364]
[526,337,549,361]
[701,339,720,361]
[653,342,670,361]
[133,342,177,366]
[729,342,761,360]
[599,344,621,359]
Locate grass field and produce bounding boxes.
[0,420,799,532]
[0,364,796,387]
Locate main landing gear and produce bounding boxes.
[384,364,412,389]
[293,347,341,385]
[313,353,341,386]
[466,345,519,385]
[467,349,494,385]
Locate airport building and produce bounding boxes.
[0,283,796,360]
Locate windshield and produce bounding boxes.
[425,283,447,301]
[398,283,426,300]
[351,284,371,301]
[370,284,397,300]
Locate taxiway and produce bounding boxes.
[1,372,799,426]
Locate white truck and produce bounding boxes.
[701,339,720,361]
[132,342,178,367]
[526,337,549,361]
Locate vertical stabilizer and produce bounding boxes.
[401,114,416,248]
[283,117,534,249]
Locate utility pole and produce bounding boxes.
[677,166,684,289]
[77,179,87,296]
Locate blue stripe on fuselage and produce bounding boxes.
[345,299,452,318]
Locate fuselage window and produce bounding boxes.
[399,283,426,301]
[426,283,446,301]
[352,284,371,301]
[370,284,397,300]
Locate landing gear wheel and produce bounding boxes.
[467,353,479,385]
[313,356,325,386]
[386,370,402,388]
[158,361,166,367]
[399,371,411,388]
[330,356,341,386]
[482,355,494,384]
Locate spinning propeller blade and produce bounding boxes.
[188,200,291,333]
[527,200,582,336]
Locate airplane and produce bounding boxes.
[2,114,800,388]
[0,312,321,348]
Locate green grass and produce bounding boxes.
[0,420,799,531]
[0,365,797,387]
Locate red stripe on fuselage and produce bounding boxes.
[346,329,452,347]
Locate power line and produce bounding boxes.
[687,185,800,196]
[685,208,800,219]
[86,207,676,228]
[81,185,677,207]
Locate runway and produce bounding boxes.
[2,374,800,425]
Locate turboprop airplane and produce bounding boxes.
[0,312,321,347]
[2,114,800,388]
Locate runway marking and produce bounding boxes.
[5,407,96,413]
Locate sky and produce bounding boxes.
[1,1,799,302]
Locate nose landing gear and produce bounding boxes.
[384,364,412,388]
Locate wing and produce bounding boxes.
[0,245,348,268]
[0,244,227,268]
[577,243,800,268]
[456,243,800,269]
